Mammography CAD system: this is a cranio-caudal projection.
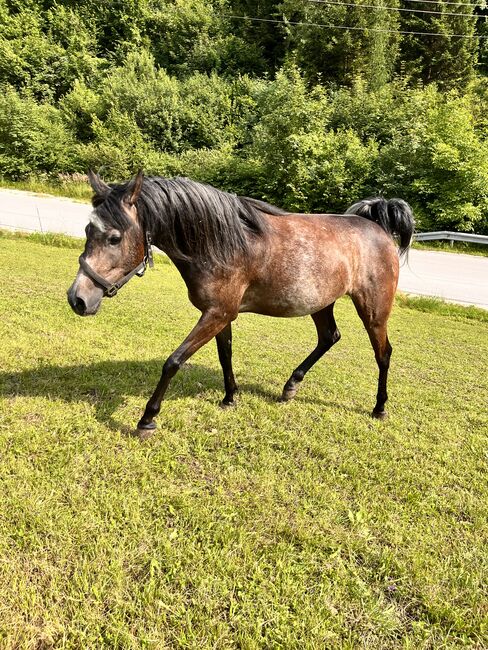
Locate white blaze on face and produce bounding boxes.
[88,210,106,233]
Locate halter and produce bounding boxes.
[79,232,154,298]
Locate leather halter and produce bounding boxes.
[79,232,154,298]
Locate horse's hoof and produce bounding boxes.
[136,428,155,441]
[135,421,157,440]
[219,400,235,409]
[280,389,296,402]
[372,409,387,420]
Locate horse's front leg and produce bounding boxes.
[136,309,230,438]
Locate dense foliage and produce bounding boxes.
[1,0,487,232]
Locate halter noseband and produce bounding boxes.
[79,232,154,298]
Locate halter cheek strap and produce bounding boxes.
[79,232,154,298]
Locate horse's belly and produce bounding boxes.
[239,282,337,317]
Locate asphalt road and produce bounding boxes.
[399,248,488,310]
[1,188,487,309]
[0,187,89,237]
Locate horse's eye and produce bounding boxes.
[108,235,122,246]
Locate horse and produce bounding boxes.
[67,171,414,438]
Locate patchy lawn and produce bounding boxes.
[0,236,486,649]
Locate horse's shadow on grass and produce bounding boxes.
[0,360,367,434]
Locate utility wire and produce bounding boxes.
[403,0,482,7]
[309,0,482,18]
[226,14,488,37]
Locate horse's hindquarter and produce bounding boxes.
[240,213,376,317]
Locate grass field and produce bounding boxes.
[0,235,487,649]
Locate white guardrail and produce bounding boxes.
[414,231,488,245]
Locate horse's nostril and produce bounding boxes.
[74,296,87,315]
[68,290,87,315]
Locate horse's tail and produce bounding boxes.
[346,197,414,256]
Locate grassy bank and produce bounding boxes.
[0,237,487,648]
[0,177,92,202]
[413,240,488,258]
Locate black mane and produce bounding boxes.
[94,176,288,267]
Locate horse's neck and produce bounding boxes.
[151,233,191,277]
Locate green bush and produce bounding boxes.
[329,78,403,144]
[241,67,378,211]
[98,51,183,152]
[377,87,488,233]
[0,3,100,101]
[90,51,236,153]
[0,88,77,179]
[59,80,104,143]
[76,111,151,180]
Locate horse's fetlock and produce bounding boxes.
[145,401,161,419]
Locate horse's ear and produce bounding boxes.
[126,170,144,206]
[87,169,110,201]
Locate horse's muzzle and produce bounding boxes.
[67,283,102,316]
[67,289,84,315]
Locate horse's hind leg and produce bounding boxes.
[281,303,341,402]
[351,294,393,419]
[216,323,238,408]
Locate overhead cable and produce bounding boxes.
[226,14,488,37]
[309,0,482,18]
[402,0,482,7]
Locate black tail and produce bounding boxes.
[346,197,414,256]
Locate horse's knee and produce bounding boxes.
[163,356,181,377]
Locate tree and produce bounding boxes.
[398,0,480,89]
[278,0,401,87]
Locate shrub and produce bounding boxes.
[76,111,151,180]
[243,67,378,211]
[0,88,77,179]
[377,87,488,233]
[0,4,100,101]
[59,80,104,142]
[94,50,235,153]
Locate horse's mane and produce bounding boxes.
[94,176,288,268]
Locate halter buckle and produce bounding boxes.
[106,284,119,297]
[146,232,154,268]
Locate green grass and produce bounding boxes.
[413,240,488,258]
[395,293,488,323]
[0,177,92,202]
[0,228,85,250]
[0,238,487,649]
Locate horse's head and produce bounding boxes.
[67,170,147,316]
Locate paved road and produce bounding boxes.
[399,249,488,309]
[0,187,89,237]
[1,188,487,309]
